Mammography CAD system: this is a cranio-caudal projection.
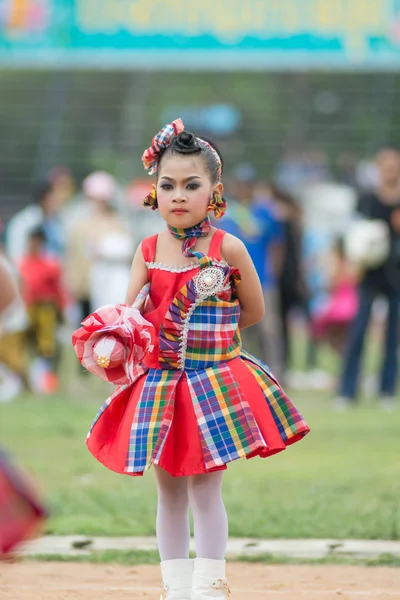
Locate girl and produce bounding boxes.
[312,238,359,355]
[73,119,310,599]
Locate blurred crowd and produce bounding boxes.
[0,146,399,407]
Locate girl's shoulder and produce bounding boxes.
[141,234,159,263]
[220,231,247,265]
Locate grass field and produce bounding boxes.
[1,348,399,541]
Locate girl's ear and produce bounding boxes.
[213,182,224,197]
[208,183,227,219]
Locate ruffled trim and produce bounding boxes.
[241,350,310,444]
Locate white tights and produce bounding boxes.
[154,466,228,561]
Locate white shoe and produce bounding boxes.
[192,558,231,599]
[160,559,193,599]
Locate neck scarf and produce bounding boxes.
[168,216,211,259]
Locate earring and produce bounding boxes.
[143,185,158,210]
[208,193,227,220]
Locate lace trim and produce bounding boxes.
[146,261,199,273]
[146,259,228,273]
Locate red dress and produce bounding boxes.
[85,230,310,477]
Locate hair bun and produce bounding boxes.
[173,131,201,154]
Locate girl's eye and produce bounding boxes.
[187,183,200,190]
[160,183,173,191]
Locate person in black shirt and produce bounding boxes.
[337,148,400,408]
[268,185,310,373]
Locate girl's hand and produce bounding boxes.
[221,234,265,329]
[125,244,149,306]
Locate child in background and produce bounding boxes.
[0,219,30,401]
[312,238,359,354]
[0,259,47,555]
[19,227,67,393]
[73,119,310,599]
[0,252,29,402]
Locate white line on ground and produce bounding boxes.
[1,585,399,596]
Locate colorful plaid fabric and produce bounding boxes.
[159,261,242,370]
[111,351,311,474]
[184,300,241,369]
[0,447,47,555]
[241,350,310,443]
[84,237,309,475]
[125,369,180,473]
[186,364,266,471]
[168,217,212,259]
[142,118,185,175]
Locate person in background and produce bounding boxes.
[0,258,47,555]
[0,220,29,401]
[336,147,400,409]
[6,181,65,264]
[19,227,68,393]
[267,184,310,374]
[89,230,135,311]
[222,164,285,380]
[0,261,29,402]
[312,238,359,355]
[48,165,76,209]
[336,152,358,189]
[65,171,131,321]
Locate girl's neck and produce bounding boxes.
[154,228,216,267]
[167,216,211,259]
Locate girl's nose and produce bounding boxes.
[172,193,187,203]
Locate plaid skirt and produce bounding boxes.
[86,351,310,477]
[0,448,47,555]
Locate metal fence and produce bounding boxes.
[1,69,399,222]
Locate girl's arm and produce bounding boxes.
[221,233,265,329]
[0,257,18,316]
[125,244,149,305]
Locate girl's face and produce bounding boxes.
[157,154,223,228]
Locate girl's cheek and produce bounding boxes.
[193,190,210,207]
[156,190,170,208]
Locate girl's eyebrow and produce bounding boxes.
[160,176,202,183]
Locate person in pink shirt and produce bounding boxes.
[313,238,359,354]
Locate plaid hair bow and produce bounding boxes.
[142,118,185,175]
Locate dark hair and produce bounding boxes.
[158,131,223,184]
[269,183,297,208]
[29,225,47,242]
[33,181,53,205]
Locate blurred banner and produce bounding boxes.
[2,0,400,69]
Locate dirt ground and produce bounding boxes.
[1,562,400,600]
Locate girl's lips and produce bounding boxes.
[172,209,188,214]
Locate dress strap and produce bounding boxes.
[141,234,158,263]
[208,229,226,261]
